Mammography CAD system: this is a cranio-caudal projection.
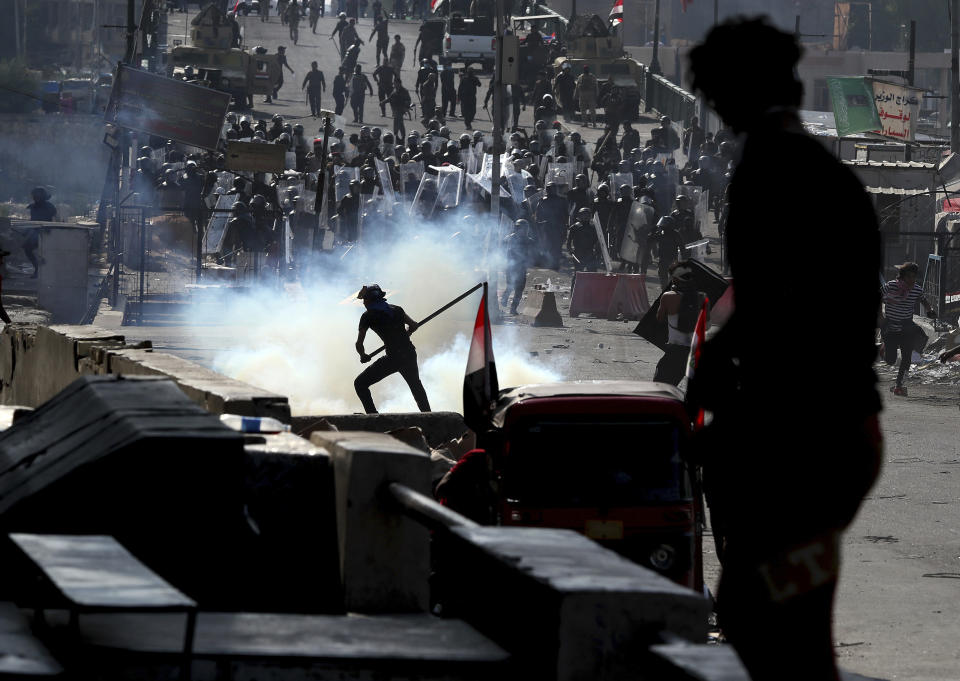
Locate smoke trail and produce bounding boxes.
[189,206,562,416]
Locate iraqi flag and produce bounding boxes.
[430,0,445,14]
[685,296,709,429]
[463,283,499,432]
[609,0,623,27]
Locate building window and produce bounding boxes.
[813,79,829,111]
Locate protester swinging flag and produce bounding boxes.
[430,0,445,13]
[685,296,709,429]
[463,282,499,432]
[609,0,623,27]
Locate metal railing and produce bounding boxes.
[386,482,479,532]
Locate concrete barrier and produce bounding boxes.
[242,431,344,613]
[648,641,749,680]
[0,324,290,421]
[294,411,469,448]
[442,526,709,681]
[310,430,432,614]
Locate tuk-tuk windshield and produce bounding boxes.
[502,418,689,506]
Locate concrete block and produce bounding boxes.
[310,431,432,614]
[444,526,709,681]
[0,324,125,407]
[648,642,749,681]
[294,412,468,448]
[105,347,290,421]
[242,432,344,613]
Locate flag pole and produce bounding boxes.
[365,283,483,359]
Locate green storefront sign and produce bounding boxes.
[827,76,882,137]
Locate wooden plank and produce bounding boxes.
[9,534,195,611]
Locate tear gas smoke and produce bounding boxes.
[188,208,562,416]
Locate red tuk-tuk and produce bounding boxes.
[482,380,703,592]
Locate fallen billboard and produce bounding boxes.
[104,65,231,150]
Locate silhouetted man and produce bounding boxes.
[685,18,882,681]
[354,284,431,413]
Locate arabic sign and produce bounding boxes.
[104,65,231,150]
[872,80,921,142]
[225,141,286,173]
[827,77,881,137]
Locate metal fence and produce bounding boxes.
[112,204,199,325]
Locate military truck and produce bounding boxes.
[165,3,279,108]
[552,14,643,123]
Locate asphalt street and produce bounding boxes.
[143,9,960,679]
[167,7,615,145]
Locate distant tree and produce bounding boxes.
[0,60,40,113]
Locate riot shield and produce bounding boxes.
[592,213,613,273]
[399,160,424,208]
[203,193,236,254]
[374,158,396,213]
[334,166,359,201]
[608,172,633,192]
[433,165,463,210]
[503,165,527,205]
[545,162,576,194]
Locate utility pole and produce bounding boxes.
[126,0,136,64]
[650,0,661,75]
[490,0,504,313]
[953,0,960,152]
[907,20,916,86]
[795,14,801,39]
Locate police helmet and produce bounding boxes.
[596,183,610,195]
[231,201,249,213]
[657,215,676,230]
[272,113,283,123]
[576,207,593,220]
[639,195,655,206]
[250,194,267,208]
[514,218,530,229]
[535,120,546,130]
[293,124,304,134]
[618,184,632,199]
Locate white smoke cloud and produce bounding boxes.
[189,205,562,416]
